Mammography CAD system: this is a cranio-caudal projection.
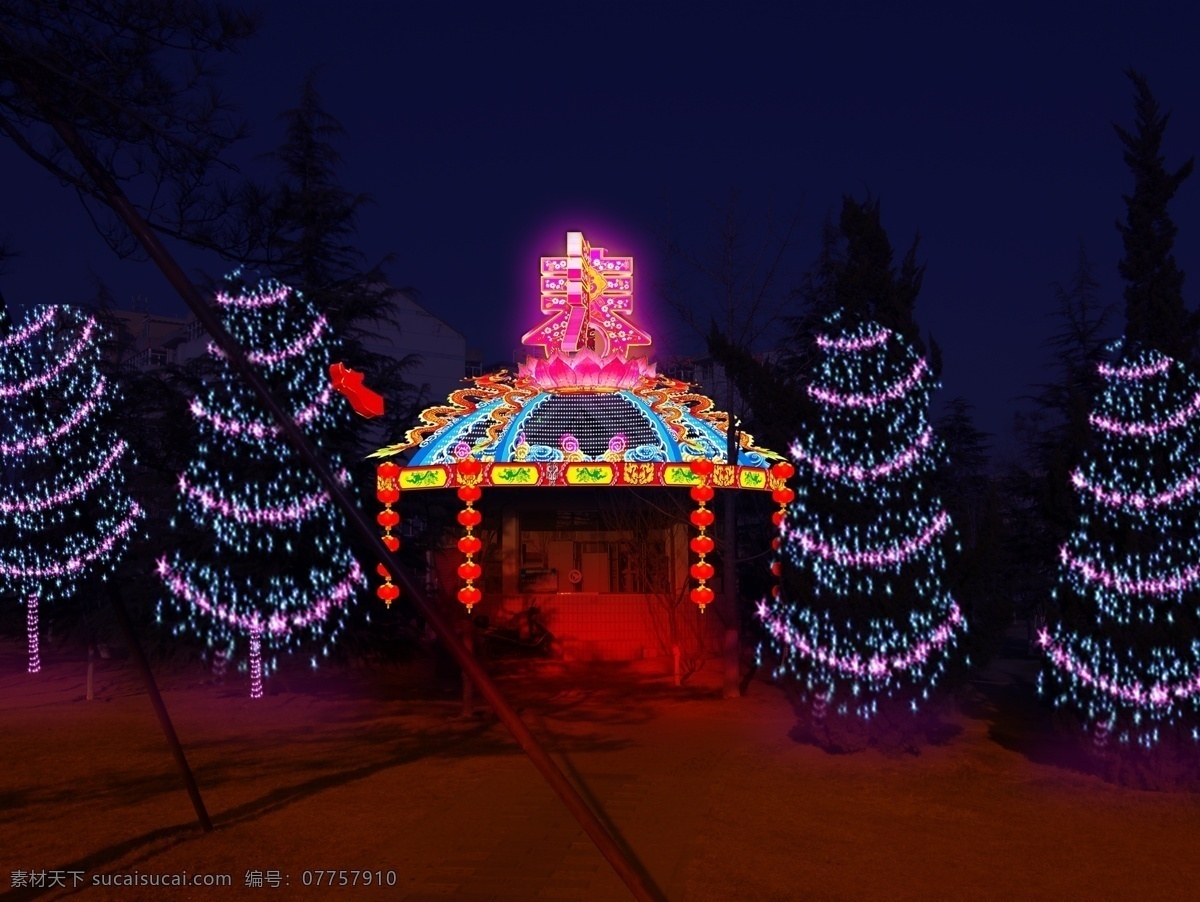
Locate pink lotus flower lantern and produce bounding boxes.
[519,348,655,392]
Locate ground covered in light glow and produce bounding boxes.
[1,625,1197,901]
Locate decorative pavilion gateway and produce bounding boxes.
[370,232,794,661]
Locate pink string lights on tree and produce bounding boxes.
[157,275,363,698]
[758,313,965,723]
[1040,344,1200,749]
[0,305,143,674]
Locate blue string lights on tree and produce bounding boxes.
[0,306,143,673]
[758,312,965,725]
[157,275,363,698]
[1039,343,1200,750]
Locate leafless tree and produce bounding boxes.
[657,190,804,697]
[599,489,711,684]
[0,1,257,260]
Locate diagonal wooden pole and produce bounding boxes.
[109,587,213,832]
[9,65,663,902]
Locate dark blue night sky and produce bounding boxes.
[3,3,1199,459]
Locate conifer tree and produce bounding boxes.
[254,76,419,447]
[760,311,965,743]
[157,275,363,697]
[0,305,143,671]
[1039,343,1200,755]
[833,196,925,342]
[782,195,926,389]
[1014,248,1112,594]
[1039,74,1200,769]
[1115,70,1196,364]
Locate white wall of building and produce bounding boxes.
[361,288,466,406]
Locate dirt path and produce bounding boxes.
[2,642,1199,900]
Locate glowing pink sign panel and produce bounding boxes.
[522,231,651,360]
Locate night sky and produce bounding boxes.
[3,3,1199,460]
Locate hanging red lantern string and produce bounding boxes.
[456,457,484,612]
[688,458,716,612]
[768,461,796,597]
[375,461,402,608]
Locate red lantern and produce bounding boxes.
[771,537,781,551]
[772,488,795,505]
[457,561,482,581]
[376,461,403,612]
[771,461,795,480]
[457,485,482,503]
[772,511,786,527]
[457,458,482,478]
[687,457,717,610]
[772,585,781,598]
[457,585,482,607]
[457,508,482,527]
[458,535,482,554]
[771,561,782,577]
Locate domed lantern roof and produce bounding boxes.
[371,230,782,492]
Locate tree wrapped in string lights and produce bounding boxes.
[156,275,363,698]
[758,312,964,736]
[1039,343,1200,755]
[0,305,143,673]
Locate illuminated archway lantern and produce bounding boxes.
[369,231,789,647]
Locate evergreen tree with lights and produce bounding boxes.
[1039,74,1200,777]
[0,305,143,673]
[1038,343,1200,764]
[759,310,965,749]
[156,274,363,698]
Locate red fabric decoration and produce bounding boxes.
[330,362,385,418]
